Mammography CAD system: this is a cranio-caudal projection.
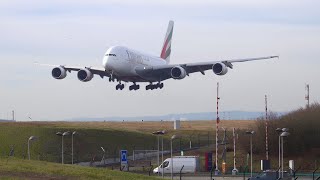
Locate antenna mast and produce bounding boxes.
[265,95,269,160]
[215,82,220,174]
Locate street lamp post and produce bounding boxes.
[171,135,176,180]
[152,130,166,178]
[280,130,290,178]
[28,136,37,160]
[72,131,77,164]
[101,147,106,165]
[232,128,238,175]
[276,127,283,178]
[56,131,70,164]
[161,134,164,178]
[157,135,159,175]
[246,130,255,177]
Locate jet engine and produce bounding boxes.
[171,66,187,79]
[52,66,67,79]
[77,68,93,82]
[212,63,228,75]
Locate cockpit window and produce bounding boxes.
[105,54,116,57]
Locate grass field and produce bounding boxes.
[0,120,254,164]
[0,157,159,180]
[2,119,317,177]
[0,120,256,178]
[0,122,166,163]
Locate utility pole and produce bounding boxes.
[215,82,220,175]
[305,84,310,108]
[265,95,269,160]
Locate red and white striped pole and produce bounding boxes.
[265,95,269,160]
[215,82,220,174]
[233,128,236,169]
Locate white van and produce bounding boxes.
[153,156,200,174]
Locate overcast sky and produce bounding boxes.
[1,0,319,121]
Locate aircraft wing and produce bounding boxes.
[35,62,110,78]
[135,56,278,81]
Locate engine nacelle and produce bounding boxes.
[171,66,187,79]
[212,63,228,75]
[52,66,67,79]
[77,68,93,82]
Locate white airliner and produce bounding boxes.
[40,21,278,91]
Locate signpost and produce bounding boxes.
[120,150,128,171]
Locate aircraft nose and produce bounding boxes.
[102,57,108,69]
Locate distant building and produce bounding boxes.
[174,120,180,130]
[180,118,188,121]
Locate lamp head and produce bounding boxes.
[101,147,105,152]
[152,130,166,135]
[62,131,71,136]
[171,135,176,140]
[29,136,37,141]
[280,132,290,137]
[56,132,63,136]
[276,128,283,133]
[245,130,255,135]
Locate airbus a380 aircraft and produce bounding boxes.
[42,21,278,91]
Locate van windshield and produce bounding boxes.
[161,161,169,168]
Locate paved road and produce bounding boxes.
[171,176,314,180]
[155,174,315,180]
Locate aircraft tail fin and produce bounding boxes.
[160,20,174,64]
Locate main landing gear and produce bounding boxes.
[109,77,115,82]
[146,83,164,90]
[116,83,124,90]
[129,83,140,91]
[109,72,115,82]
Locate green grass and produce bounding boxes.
[0,122,165,163]
[0,157,159,180]
[0,122,205,164]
